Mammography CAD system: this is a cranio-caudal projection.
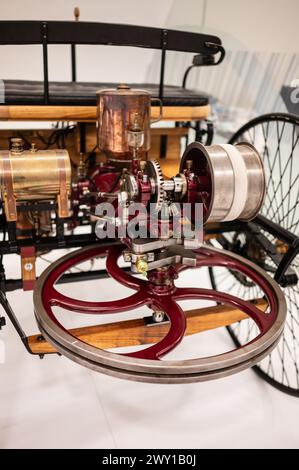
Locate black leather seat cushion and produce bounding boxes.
[2,80,209,107]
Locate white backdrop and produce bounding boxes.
[0,0,297,81]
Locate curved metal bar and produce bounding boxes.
[182,43,225,89]
[205,42,225,65]
[182,65,194,89]
[42,244,111,284]
[194,248,278,316]
[125,297,187,360]
[173,287,273,332]
[0,21,222,53]
[47,287,148,314]
[274,237,299,285]
[40,243,147,314]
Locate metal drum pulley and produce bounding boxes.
[180,142,265,223]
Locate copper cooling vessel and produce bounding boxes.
[97,84,161,162]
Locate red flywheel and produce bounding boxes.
[33,243,286,383]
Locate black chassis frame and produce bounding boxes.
[0,206,297,357]
[0,213,297,294]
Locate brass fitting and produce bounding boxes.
[136,257,148,274]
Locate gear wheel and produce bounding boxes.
[145,160,164,211]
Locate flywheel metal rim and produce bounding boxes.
[35,319,282,383]
[33,244,287,380]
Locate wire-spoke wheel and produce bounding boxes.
[209,113,299,396]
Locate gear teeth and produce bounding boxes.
[152,160,164,210]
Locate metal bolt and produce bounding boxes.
[139,160,147,171]
[30,142,37,152]
[186,160,193,170]
[147,252,155,262]
[24,262,33,272]
[152,310,165,323]
[123,251,132,262]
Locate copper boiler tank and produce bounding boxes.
[96,84,162,162]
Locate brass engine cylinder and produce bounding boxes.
[0,141,71,221]
[96,84,152,162]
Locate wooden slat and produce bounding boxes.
[27,299,267,355]
[0,127,186,172]
[72,124,188,160]
[0,127,185,170]
[151,127,189,136]
[0,105,210,122]
[151,128,188,162]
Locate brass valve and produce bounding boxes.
[10,138,24,154]
[136,258,148,274]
